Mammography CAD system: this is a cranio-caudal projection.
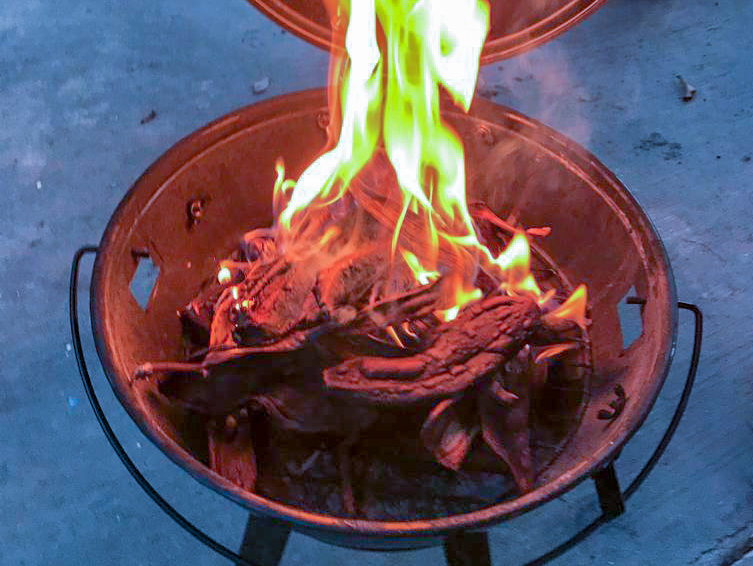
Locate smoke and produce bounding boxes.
[479,43,592,146]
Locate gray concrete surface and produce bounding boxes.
[1,0,752,564]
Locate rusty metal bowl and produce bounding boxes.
[89,89,676,549]
[245,0,607,63]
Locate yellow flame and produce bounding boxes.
[538,287,557,306]
[401,249,440,285]
[270,0,588,321]
[491,232,531,278]
[545,284,589,329]
[437,285,482,322]
[273,158,296,217]
[439,305,460,322]
[473,231,544,302]
[318,225,342,249]
[277,0,383,232]
[217,266,232,284]
[274,0,491,311]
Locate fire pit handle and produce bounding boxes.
[520,301,703,566]
[70,243,702,566]
[69,246,263,566]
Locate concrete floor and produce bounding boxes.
[1,0,752,564]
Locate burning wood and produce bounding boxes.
[133,200,587,508]
[322,294,541,404]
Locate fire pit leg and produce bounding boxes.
[443,530,492,566]
[237,515,291,566]
[592,462,625,518]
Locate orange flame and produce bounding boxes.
[401,249,440,285]
[544,284,589,330]
[534,343,579,364]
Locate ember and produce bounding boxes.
[134,0,590,516]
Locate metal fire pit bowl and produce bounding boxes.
[88,89,676,549]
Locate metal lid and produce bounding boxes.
[247,0,606,63]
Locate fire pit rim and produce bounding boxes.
[91,88,678,541]
[245,0,609,64]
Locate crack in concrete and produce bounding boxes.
[689,522,753,566]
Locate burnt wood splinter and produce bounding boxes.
[208,413,257,491]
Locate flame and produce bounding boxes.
[401,249,439,285]
[401,321,418,339]
[482,232,544,301]
[273,157,296,218]
[437,285,483,322]
[268,0,588,323]
[544,284,589,330]
[534,342,579,364]
[277,0,383,233]
[217,266,232,284]
[317,225,342,249]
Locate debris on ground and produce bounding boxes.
[140,109,157,124]
[253,77,270,94]
[677,75,697,102]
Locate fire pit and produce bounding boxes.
[77,86,681,540]
[68,1,703,564]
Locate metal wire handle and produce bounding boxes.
[523,301,701,565]
[69,245,702,566]
[69,246,261,566]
